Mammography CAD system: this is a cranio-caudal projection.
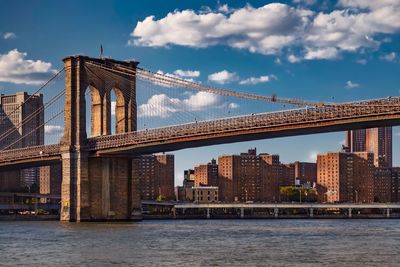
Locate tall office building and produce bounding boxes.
[366,127,392,167]
[346,127,392,167]
[0,92,44,188]
[346,129,366,152]
[133,154,175,200]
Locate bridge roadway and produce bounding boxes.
[1,96,400,169]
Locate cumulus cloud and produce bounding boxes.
[239,75,277,85]
[356,59,367,65]
[138,91,220,118]
[130,3,312,55]
[380,52,396,62]
[288,54,302,63]
[208,70,238,84]
[217,4,235,14]
[44,125,63,135]
[130,2,400,61]
[3,32,16,39]
[345,80,360,88]
[111,101,116,116]
[173,69,200,78]
[304,47,339,60]
[0,49,56,85]
[308,150,319,161]
[228,102,240,109]
[292,0,316,6]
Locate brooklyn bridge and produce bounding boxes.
[1,55,400,222]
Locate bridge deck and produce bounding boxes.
[1,97,400,167]
[89,97,400,154]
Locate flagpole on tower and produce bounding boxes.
[100,44,103,59]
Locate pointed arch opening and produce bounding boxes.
[85,85,102,137]
[110,87,126,134]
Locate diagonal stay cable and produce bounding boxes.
[85,61,399,108]
[2,109,64,151]
[0,89,65,143]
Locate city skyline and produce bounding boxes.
[2,1,400,265]
[0,0,399,186]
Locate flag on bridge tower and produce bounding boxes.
[100,44,103,59]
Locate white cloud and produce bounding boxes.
[239,75,277,85]
[138,91,220,118]
[275,58,282,64]
[173,69,200,78]
[217,4,235,13]
[308,150,319,161]
[44,125,63,135]
[356,59,367,65]
[208,70,238,84]
[129,2,400,61]
[304,47,339,60]
[379,52,396,62]
[3,32,16,39]
[288,54,302,63]
[0,49,56,85]
[345,80,360,88]
[151,70,197,88]
[228,102,240,109]
[130,3,312,55]
[292,0,316,6]
[111,101,116,116]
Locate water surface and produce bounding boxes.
[1,219,399,266]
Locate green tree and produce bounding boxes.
[279,186,317,202]
[156,194,167,202]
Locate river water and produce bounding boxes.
[1,219,400,266]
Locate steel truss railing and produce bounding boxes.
[87,97,400,151]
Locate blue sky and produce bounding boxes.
[0,0,399,185]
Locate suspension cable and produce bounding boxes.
[84,61,324,107]
[2,109,64,151]
[0,89,65,143]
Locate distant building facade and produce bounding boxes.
[194,159,218,186]
[346,127,392,167]
[317,151,374,203]
[366,127,392,167]
[193,186,218,203]
[39,164,62,195]
[374,168,392,203]
[0,92,44,190]
[218,148,282,203]
[133,154,174,200]
[294,161,317,185]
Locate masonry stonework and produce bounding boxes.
[60,55,140,222]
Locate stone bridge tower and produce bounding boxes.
[60,55,141,222]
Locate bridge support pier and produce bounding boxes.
[310,208,314,218]
[386,208,390,218]
[348,208,352,218]
[61,151,90,222]
[206,208,210,219]
[240,207,244,218]
[61,153,141,222]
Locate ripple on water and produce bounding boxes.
[1,219,400,266]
